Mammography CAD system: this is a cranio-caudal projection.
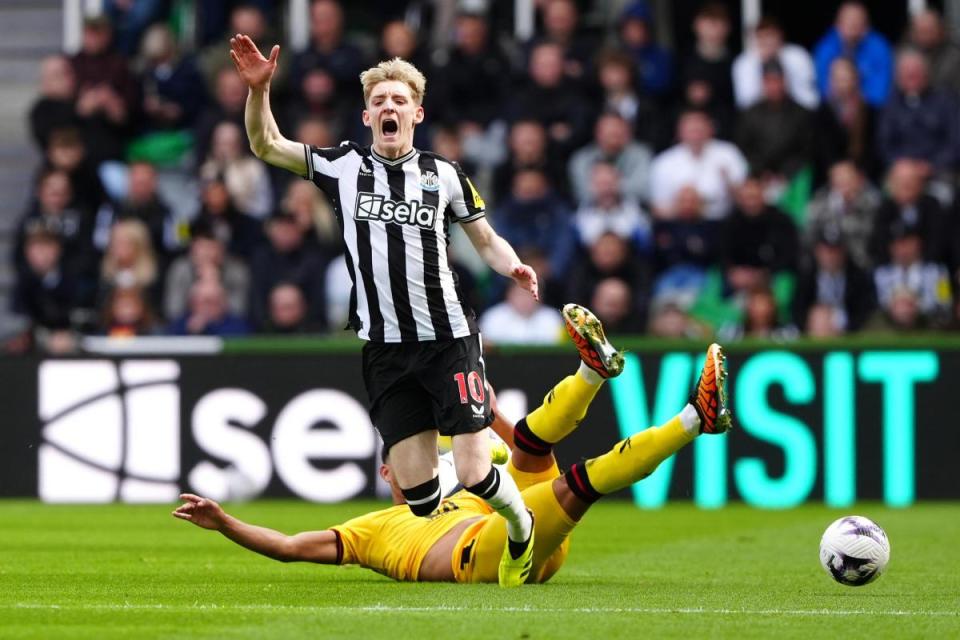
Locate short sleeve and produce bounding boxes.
[447,162,486,224]
[304,142,356,181]
[329,510,380,566]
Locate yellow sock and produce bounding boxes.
[580,416,695,496]
[524,373,602,444]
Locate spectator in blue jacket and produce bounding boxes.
[494,168,575,281]
[168,278,250,337]
[618,1,673,99]
[877,49,958,173]
[813,2,893,107]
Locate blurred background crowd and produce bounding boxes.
[8,0,960,352]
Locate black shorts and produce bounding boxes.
[362,334,493,451]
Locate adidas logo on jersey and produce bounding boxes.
[355,192,437,229]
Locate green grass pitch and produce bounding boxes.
[1,500,958,639]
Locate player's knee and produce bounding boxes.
[401,476,441,517]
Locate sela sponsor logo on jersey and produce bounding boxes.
[419,170,440,192]
[355,192,438,228]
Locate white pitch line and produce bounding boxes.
[4,603,958,617]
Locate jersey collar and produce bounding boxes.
[369,146,418,166]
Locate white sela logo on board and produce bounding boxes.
[38,361,377,503]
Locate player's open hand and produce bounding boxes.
[229,34,278,91]
[510,263,539,301]
[172,493,227,530]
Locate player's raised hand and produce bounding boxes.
[229,34,279,91]
[510,263,540,301]
[172,493,227,530]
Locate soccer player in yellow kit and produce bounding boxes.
[173,305,732,584]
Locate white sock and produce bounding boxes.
[577,361,603,385]
[680,404,701,436]
[471,467,532,542]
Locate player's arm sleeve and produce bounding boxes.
[303,143,356,183]
[447,163,486,223]
[328,511,379,566]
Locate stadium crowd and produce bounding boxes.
[10,0,960,352]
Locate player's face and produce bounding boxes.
[363,80,423,158]
[379,463,406,506]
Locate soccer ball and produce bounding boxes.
[819,515,890,586]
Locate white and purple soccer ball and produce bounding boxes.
[819,515,890,586]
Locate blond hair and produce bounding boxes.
[359,58,426,105]
[101,219,157,288]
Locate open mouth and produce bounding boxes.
[382,118,398,135]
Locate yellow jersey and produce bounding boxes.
[330,492,493,581]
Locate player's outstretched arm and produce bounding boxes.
[172,493,340,564]
[461,218,539,300]
[229,34,307,176]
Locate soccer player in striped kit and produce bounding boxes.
[229,34,542,586]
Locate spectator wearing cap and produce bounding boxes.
[720,176,799,294]
[733,17,819,110]
[813,59,879,182]
[649,109,748,220]
[793,224,875,334]
[813,2,893,107]
[138,23,207,132]
[735,59,814,181]
[568,112,652,206]
[877,49,959,174]
[869,160,951,266]
[510,42,593,153]
[71,16,141,164]
[12,222,78,332]
[163,220,250,323]
[617,1,673,98]
[870,220,952,330]
[492,120,568,205]
[805,160,882,270]
[249,210,328,331]
[479,281,564,345]
[29,56,78,150]
[288,0,364,96]
[573,163,650,253]
[168,278,251,337]
[903,9,960,96]
[681,2,735,108]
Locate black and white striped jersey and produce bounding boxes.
[304,142,485,342]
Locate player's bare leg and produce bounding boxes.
[557,343,732,520]
[389,430,442,516]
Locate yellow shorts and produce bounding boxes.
[451,461,576,584]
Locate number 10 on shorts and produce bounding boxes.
[453,371,485,404]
